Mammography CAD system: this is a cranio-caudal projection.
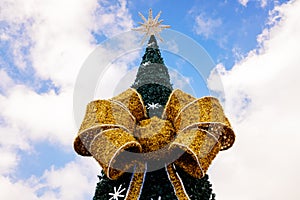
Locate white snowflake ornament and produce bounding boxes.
[146,102,161,110]
[108,184,126,200]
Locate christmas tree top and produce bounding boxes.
[132,8,171,44]
[132,9,172,117]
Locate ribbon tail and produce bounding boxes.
[125,163,147,200]
[166,164,190,200]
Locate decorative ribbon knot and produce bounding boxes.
[74,88,235,200]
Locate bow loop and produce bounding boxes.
[91,128,142,180]
[170,128,222,178]
[111,88,147,122]
[74,89,145,180]
[162,89,196,123]
[162,90,235,178]
[173,96,235,150]
[74,98,136,157]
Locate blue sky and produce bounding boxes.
[1,0,300,199]
[129,0,282,66]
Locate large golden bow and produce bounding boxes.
[74,88,235,200]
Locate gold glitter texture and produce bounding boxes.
[90,128,142,180]
[74,127,101,156]
[167,164,190,200]
[162,89,196,124]
[74,99,136,156]
[73,89,235,198]
[134,116,175,161]
[111,88,147,122]
[173,97,235,150]
[135,116,175,152]
[125,164,146,200]
[170,128,221,178]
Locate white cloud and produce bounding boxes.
[0,122,31,175]
[0,0,133,88]
[169,69,195,95]
[238,0,249,7]
[0,158,100,200]
[0,149,20,175]
[95,61,136,99]
[41,159,100,200]
[231,46,246,62]
[92,34,141,100]
[193,14,222,38]
[0,0,135,151]
[0,85,76,146]
[0,69,14,92]
[94,0,134,37]
[238,0,270,8]
[208,1,300,199]
[0,0,135,199]
[261,0,268,8]
[0,176,41,200]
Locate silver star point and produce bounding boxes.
[132,8,170,44]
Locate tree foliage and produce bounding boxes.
[93,35,216,200]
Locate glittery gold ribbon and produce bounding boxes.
[74,88,235,200]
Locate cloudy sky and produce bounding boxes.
[1,0,300,199]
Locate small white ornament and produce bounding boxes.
[108,184,126,200]
[142,61,151,66]
[147,102,161,110]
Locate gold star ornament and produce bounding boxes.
[132,9,171,44]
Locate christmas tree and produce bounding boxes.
[132,35,172,117]
[74,9,235,200]
[93,33,216,200]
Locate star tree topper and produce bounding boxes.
[132,8,171,44]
